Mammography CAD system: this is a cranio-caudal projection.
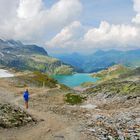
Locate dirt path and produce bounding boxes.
[1,111,87,140]
[12,84,61,106]
[0,84,90,140]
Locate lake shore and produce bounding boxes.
[53,73,98,87]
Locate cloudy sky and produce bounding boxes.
[0,0,140,54]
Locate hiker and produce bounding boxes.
[23,89,29,109]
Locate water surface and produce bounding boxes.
[53,73,98,87]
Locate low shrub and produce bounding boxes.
[65,93,85,105]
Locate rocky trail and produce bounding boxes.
[0,78,140,140]
[0,81,90,140]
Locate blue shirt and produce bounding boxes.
[23,91,29,101]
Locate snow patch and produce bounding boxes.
[0,69,14,78]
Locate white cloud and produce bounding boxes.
[47,20,140,53]
[0,0,82,43]
[47,21,84,48]
[85,23,140,51]
[84,21,138,47]
[47,0,140,53]
[17,0,43,19]
[132,0,140,24]
[0,0,140,54]
[133,0,140,12]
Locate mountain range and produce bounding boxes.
[0,39,74,75]
[54,49,140,73]
[0,38,140,74]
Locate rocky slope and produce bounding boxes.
[81,65,130,88]
[85,65,140,96]
[0,103,36,128]
[80,66,140,139]
[0,39,74,74]
[0,66,139,140]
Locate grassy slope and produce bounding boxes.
[0,41,74,75]
[84,65,140,97]
[84,80,140,96]
[7,54,74,75]
[120,67,140,78]
[32,55,73,74]
[13,71,58,88]
[81,65,129,87]
[92,64,129,80]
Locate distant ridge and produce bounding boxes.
[0,39,74,75]
[55,49,140,73]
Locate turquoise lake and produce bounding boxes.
[53,73,98,87]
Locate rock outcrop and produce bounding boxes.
[0,103,36,128]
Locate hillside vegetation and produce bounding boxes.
[13,71,58,88]
[120,67,140,78]
[0,39,74,75]
[81,65,130,87]
[85,80,140,96]
[84,65,140,97]
[92,65,129,81]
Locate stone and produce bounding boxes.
[107,135,115,140]
[0,103,36,128]
[87,128,96,132]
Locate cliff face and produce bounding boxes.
[0,39,74,74]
